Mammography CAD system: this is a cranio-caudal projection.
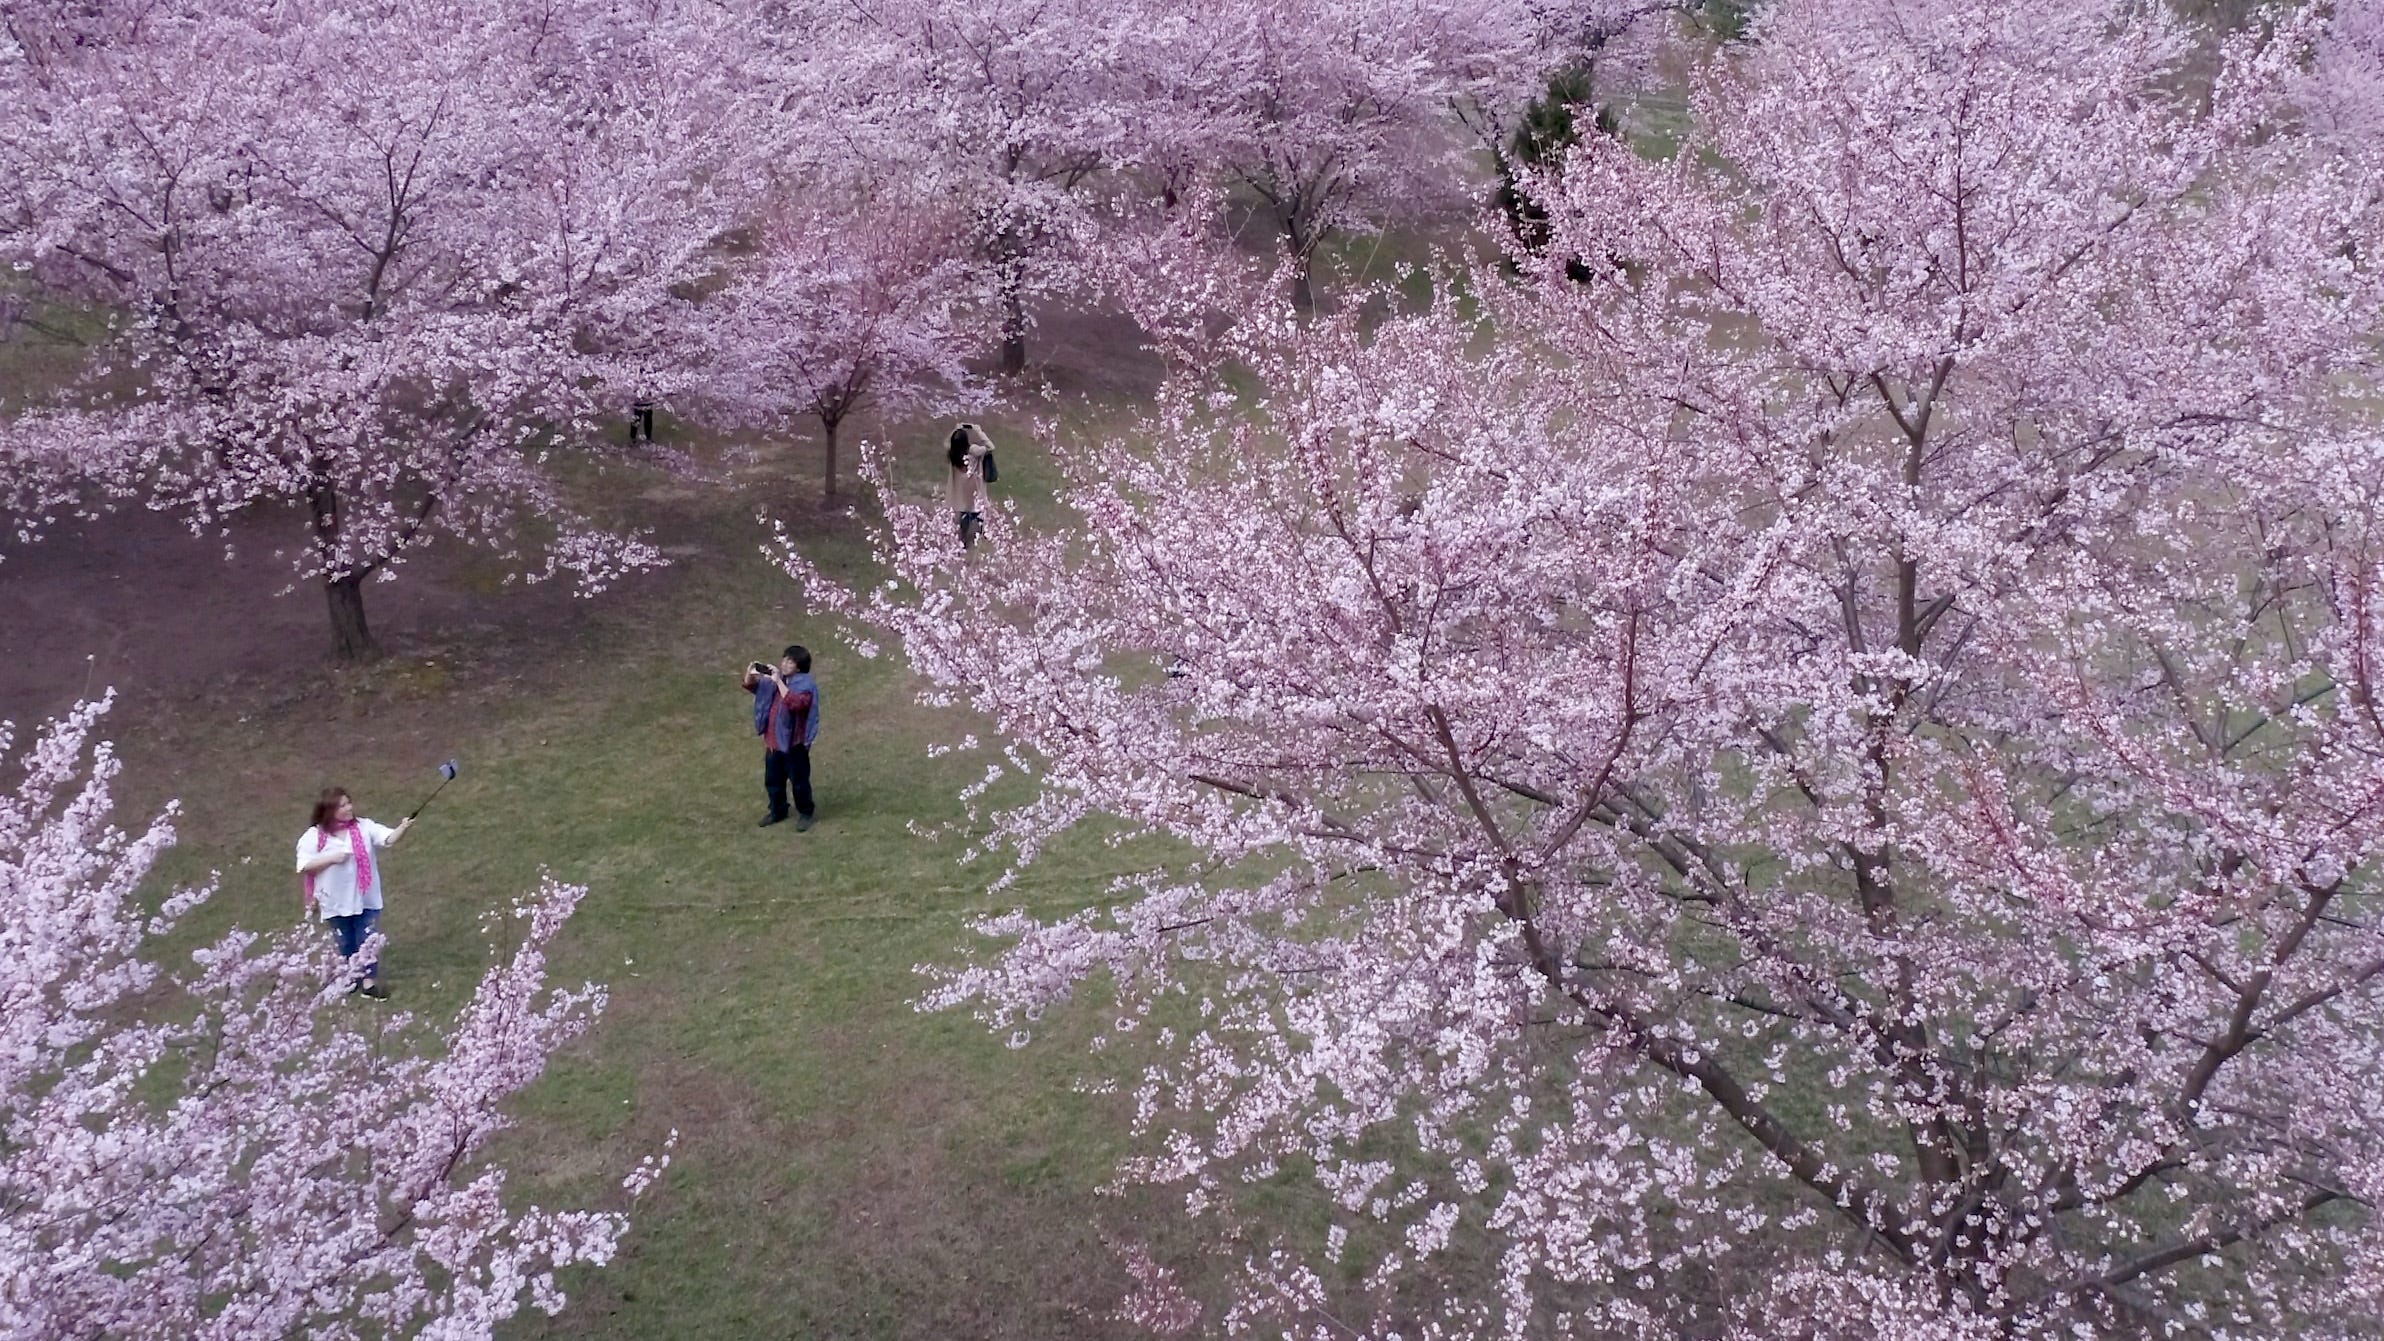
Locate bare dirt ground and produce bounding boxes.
[0,503,584,725]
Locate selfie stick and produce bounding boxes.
[408,759,460,821]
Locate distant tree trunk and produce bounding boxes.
[1285,213,1318,315]
[325,574,377,662]
[822,415,842,499]
[308,475,380,661]
[1000,282,1028,374]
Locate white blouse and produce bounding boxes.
[294,819,397,919]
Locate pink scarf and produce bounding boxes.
[304,822,376,906]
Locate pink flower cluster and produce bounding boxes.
[0,696,662,1338]
[0,0,1592,650]
[790,2,2384,1335]
[0,0,775,652]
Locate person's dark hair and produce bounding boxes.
[948,427,971,471]
[786,645,811,672]
[310,786,351,831]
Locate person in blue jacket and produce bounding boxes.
[741,644,821,829]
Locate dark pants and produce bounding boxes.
[958,511,983,549]
[765,745,814,819]
[629,401,656,442]
[327,907,381,981]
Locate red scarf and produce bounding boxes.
[304,822,376,906]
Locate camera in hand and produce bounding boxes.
[750,661,775,677]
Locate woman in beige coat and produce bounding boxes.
[946,422,994,549]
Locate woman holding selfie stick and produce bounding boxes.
[296,786,410,998]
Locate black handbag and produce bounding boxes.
[979,450,998,484]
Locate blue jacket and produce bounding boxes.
[754,673,820,751]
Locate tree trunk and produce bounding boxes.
[1286,214,1318,315]
[822,416,841,499]
[1000,283,1028,375]
[1291,261,1317,316]
[325,574,378,662]
[308,475,380,662]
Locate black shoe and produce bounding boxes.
[794,813,814,832]
[359,983,389,1000]
[759,813,786,827]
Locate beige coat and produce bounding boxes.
[946,425,993,513]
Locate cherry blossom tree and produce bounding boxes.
[1483,1,1696,255]
[0,692,667,1337]
[1177,0,1543,311]
[2305,0,2384,150]
[834,0,1141,375]
[784,2,2384,1336]
[1100,6,1257,214]
[684,198,981,499]
[0,0,777,659]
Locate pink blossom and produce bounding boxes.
[680,198,983,498]
[788,2,2384,1335]
[0,696,652,1337]
[0,0,780,657]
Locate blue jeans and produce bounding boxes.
[327,907,381,981]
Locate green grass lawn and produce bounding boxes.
[96,405,1194,1339]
